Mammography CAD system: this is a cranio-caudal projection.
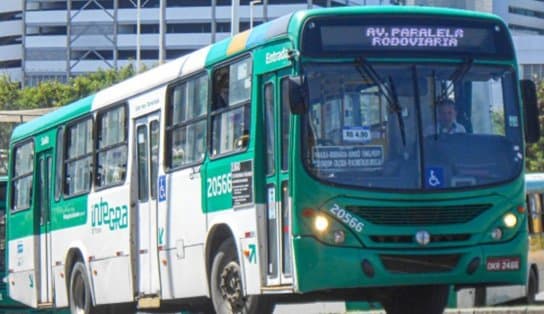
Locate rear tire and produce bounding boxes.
[382,285,448,314]
[69,261,97,314]
[210,239,272,314]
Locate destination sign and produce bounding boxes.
[301,15,512,59]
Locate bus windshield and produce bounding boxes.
[302,62,523,190]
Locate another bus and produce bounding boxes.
[457,173,544,307]
[5,6,540,314]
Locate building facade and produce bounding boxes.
[0,1,23,83]
[2,0,544,85]
[1,0,386,86]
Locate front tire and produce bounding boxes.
[210,239,272,314]
[526,268,538,304]
[69,261,96,314]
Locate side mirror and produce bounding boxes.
[287,76,307,115]
[520,79,540,143]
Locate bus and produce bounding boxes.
[457,173,544,307]
[5,6,540,314]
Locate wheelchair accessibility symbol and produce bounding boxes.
[158,175,166,202]
[425,167,444,188]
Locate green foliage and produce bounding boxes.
[0,65,137,172]
[0,64,136,111]
[526,80,544,172]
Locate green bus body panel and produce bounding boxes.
[50,195,88,231]
[10,95,94,143]
[252,41,293,75]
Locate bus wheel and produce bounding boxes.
[526,268,538,304]
[69,261,95,314]
[382,285,448,314]
[210,239,272,314]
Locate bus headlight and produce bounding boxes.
[503,213,517,228]
[314,214,329,233]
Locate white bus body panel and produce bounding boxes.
[90,255,133,303]
[86,185,133,304]
[159,167,208,299]
[8,235,37,307]
[207,206,262,295]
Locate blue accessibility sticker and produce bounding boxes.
[158,175,166,202]
[425,167,444,188]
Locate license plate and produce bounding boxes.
[486,256,520,271]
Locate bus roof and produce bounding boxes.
[10,6,506,143]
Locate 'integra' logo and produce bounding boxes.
[91,198,128,231]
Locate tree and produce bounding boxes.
[0,64,137,174]
[526,80,544,172]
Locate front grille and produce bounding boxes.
[380,254,461,274]
[370,234,470,244]
[347,204,491,225]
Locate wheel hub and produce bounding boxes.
[219,261,246,311]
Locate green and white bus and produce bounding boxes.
[5,6,540,314]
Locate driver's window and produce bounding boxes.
[471,79,505,136]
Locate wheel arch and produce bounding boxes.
[64,247,96,305]
[205,223,236,287]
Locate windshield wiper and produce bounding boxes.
[355,57,406,146]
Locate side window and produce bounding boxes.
[64,117,93,196]
[96,105,128,188]
[11,141,34,212]
[166,73,208,169]
[55,127,64,201]
[211,57,251,156]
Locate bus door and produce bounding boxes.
[263,72,293,286]
[36,150,53,305]
[134,113,161,301]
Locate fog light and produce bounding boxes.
[333,230,345,244]
[314,215,329,233]
[491,227,503,240]
[503,213,517,228]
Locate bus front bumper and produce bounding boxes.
[292,230,527,293]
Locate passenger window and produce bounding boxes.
[211,57,251,156]
[11,141,34,212]
[166,73,208,169]
[96,105,127,188]
[64,117,93,196]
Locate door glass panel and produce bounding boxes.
[281,181,291,276]
[137,125,149,201]
[267,185,277,277]
[150,120,159,200]
[265,83,275,175]
[281,78,290,171]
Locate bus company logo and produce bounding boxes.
[415,230,431,246]
[265,48,289,65]
[91,198,129,231]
